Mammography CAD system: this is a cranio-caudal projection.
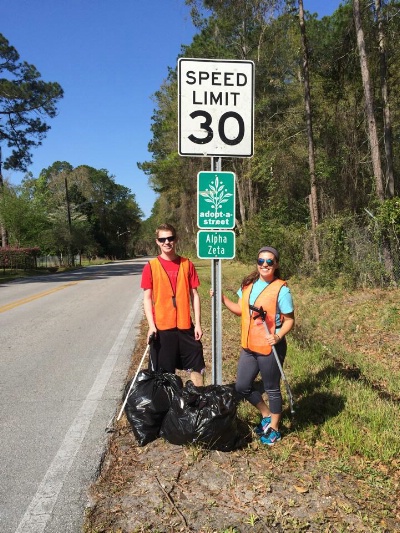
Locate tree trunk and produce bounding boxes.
[64,176,74,267]
[354,0,394,281]
[375,0,395,197]
[0,148,8,247]
[353,0,385,200]
[298,0,320,264]
[232,160,246,229]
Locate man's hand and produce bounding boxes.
[194,324,203,341]
[147,329,157,343]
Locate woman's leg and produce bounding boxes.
[235,349,269,417]
[258,342,287,430]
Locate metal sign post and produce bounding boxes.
[211,157,222,385]
[178,58,255,385]
[196,164,237,384]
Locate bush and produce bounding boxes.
[236,215,306,279]
[235,211,398,289]
[0,246,41,270]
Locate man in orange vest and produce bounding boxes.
[141,223,205,386]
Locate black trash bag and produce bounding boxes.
[124,370,183,446]
[160,381,242,451]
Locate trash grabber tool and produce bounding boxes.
[249,304,295,414]
[116,332,156,421]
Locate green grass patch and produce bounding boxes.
[194,258,400,467]
[290,341,400,462]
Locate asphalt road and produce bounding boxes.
[0,259,147,533]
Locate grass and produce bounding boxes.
[84,257,400,532]
[7,256,398,467]
[194,258,400,467]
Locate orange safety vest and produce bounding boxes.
[241,279,287,355]
[149,257,192,330]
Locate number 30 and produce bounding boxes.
[188,110,245,146]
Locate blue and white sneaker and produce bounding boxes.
[260,427,281,446]
[254,416,271,435]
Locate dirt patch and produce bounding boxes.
[86,418,399,532]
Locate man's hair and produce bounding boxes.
[155,223,176,238]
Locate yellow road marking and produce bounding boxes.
[0,281,79,314]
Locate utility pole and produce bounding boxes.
[64,175,74,266]
[0,147,8,248]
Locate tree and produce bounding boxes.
[0,180,48,246]
[184,0,289,230]
[374,0,395,197]
[298,0,320,263]
[0,34,63,247]
[0,34,63,172]
[70,165,143,259]
[0,146,7,246]
[138,0,398,285]
[353,0,384,200]
[353,0,394,279]
[138,73,204,246]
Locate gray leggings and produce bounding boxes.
[235,341,287,414]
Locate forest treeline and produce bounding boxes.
[0,32,143,263]
[1,0,399,287]
[138,0,400,287]
[0,161,143,262]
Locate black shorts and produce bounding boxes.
[149,326,205,374]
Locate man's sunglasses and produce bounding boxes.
[257,258,275,266]
[157,235,176,243]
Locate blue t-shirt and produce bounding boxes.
[237,279,294,331]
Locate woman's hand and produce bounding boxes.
[266,332,280,346]
[210,288,224,303]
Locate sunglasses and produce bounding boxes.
[157,235,176,243]
[257,258,275,266]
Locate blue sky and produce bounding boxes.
[2,0,341,219]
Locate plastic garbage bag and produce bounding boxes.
[160,381,242,451]
[124,370,183,446]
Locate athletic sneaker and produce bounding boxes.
[260,427,281,446]
[254,416,271,435]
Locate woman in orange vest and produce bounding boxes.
[221,246,295,445]
[141,223,205,387]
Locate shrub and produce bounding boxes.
[0,246,41,270]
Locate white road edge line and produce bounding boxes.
[15,294,143,533]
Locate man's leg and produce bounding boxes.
[178,327,205,386]
[150,329,179,373]
[190,370,204,387]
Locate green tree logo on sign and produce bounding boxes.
[199,174,233,219]
[197,171,235,229]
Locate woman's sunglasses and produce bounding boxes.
[157,235,176,243]
[257,258,275,266]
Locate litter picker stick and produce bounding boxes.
[116,333,155,421]
[249,305,295,414]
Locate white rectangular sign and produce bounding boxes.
[178,58,254,157]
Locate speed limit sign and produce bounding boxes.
[178,58,254,158]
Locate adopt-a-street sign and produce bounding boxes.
[197,171,235,229]
[197,230,235,260]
